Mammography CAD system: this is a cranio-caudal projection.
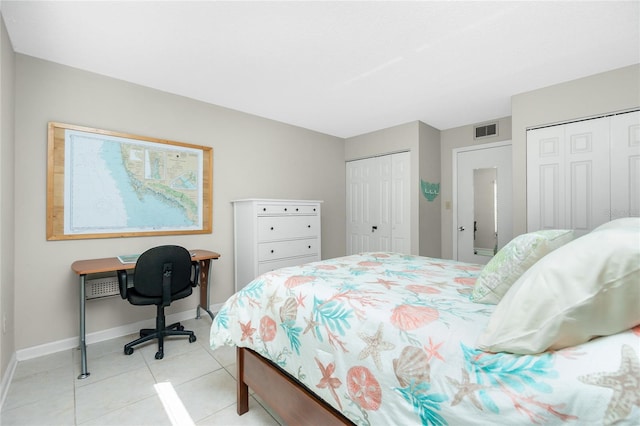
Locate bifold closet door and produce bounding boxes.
[527,110,639,234]
[527,118,609,235]
[610,111,640,219]
[346,152,410,255]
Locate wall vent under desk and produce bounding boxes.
[85,276,120,300]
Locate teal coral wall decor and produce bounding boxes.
[420,179,440,202]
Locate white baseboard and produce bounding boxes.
[15,304,222,362]
[0,352,17,410]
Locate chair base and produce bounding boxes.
[124,306,196,359]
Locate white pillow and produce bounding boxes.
[592,217,640,232]
[470,229,574,304]
[476,227,640,354]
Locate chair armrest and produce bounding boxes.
[191,261,200,287]
[117,270,128,299]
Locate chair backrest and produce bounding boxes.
[133,245,193,298]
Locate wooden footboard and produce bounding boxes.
[237,347,353,425]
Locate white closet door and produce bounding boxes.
[346,152,410,255]
[563,119,610,234]
[527,126,565,231]
[610,111,640,219]
[391,152,411,253]
[346,157,379,254]
[527,117,610,235]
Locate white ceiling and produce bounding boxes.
[2,1,639,138]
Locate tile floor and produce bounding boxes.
[0,318,284,426]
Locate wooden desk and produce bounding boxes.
[71,249,220,379]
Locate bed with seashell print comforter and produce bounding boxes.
[210,252,640,425]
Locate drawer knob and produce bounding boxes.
[270,227,274,231]
[271,249,274,254]
[307,225,311,228]
[308,245,311,249]
[284,208,288,212]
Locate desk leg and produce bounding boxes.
[78,274,90,379]
[196,259,215,320]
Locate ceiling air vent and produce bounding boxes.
[474,122,498,139]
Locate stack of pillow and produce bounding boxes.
[473,217,640,355]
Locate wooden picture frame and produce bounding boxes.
[47,122,213,240]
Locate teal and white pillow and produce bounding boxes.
[470,229,574,304]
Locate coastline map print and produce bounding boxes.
[64,129,203,235]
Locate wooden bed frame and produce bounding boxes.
[236,347,353,425]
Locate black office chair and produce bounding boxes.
[117,245,200,360]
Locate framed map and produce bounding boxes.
[47,122,213,240]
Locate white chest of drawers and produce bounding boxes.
[232,199,322,291]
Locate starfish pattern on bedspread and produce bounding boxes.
[315,357,344,411]
[358,323,395,371]
[446,368,484,410]
[578,344,640,425]
[302,314,319,338]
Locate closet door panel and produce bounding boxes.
[539,164,562,229]
[564,119,610,233]
[630,156,640,217]
[377,155,392,239]
[527,126,565,231]
[610,111,640,218]
[391,152,411,254]
[568,161,593,231]
[346,158,378,254]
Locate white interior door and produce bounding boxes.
[346,152,410,255]
[455,143,512,264]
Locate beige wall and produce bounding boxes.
[440,117,512,259]
[13,54,345,351]
[0,14,16,380]
[511,64,640,235]
[418,121,441,258]
[345,121,442,257]
[5,46,638,367]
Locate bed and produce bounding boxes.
[210,221,640,425]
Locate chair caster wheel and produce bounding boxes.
[124,347,134,355]
[189,335,197,343]
[155,352,164,360]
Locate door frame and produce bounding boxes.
[452,140,512,262]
